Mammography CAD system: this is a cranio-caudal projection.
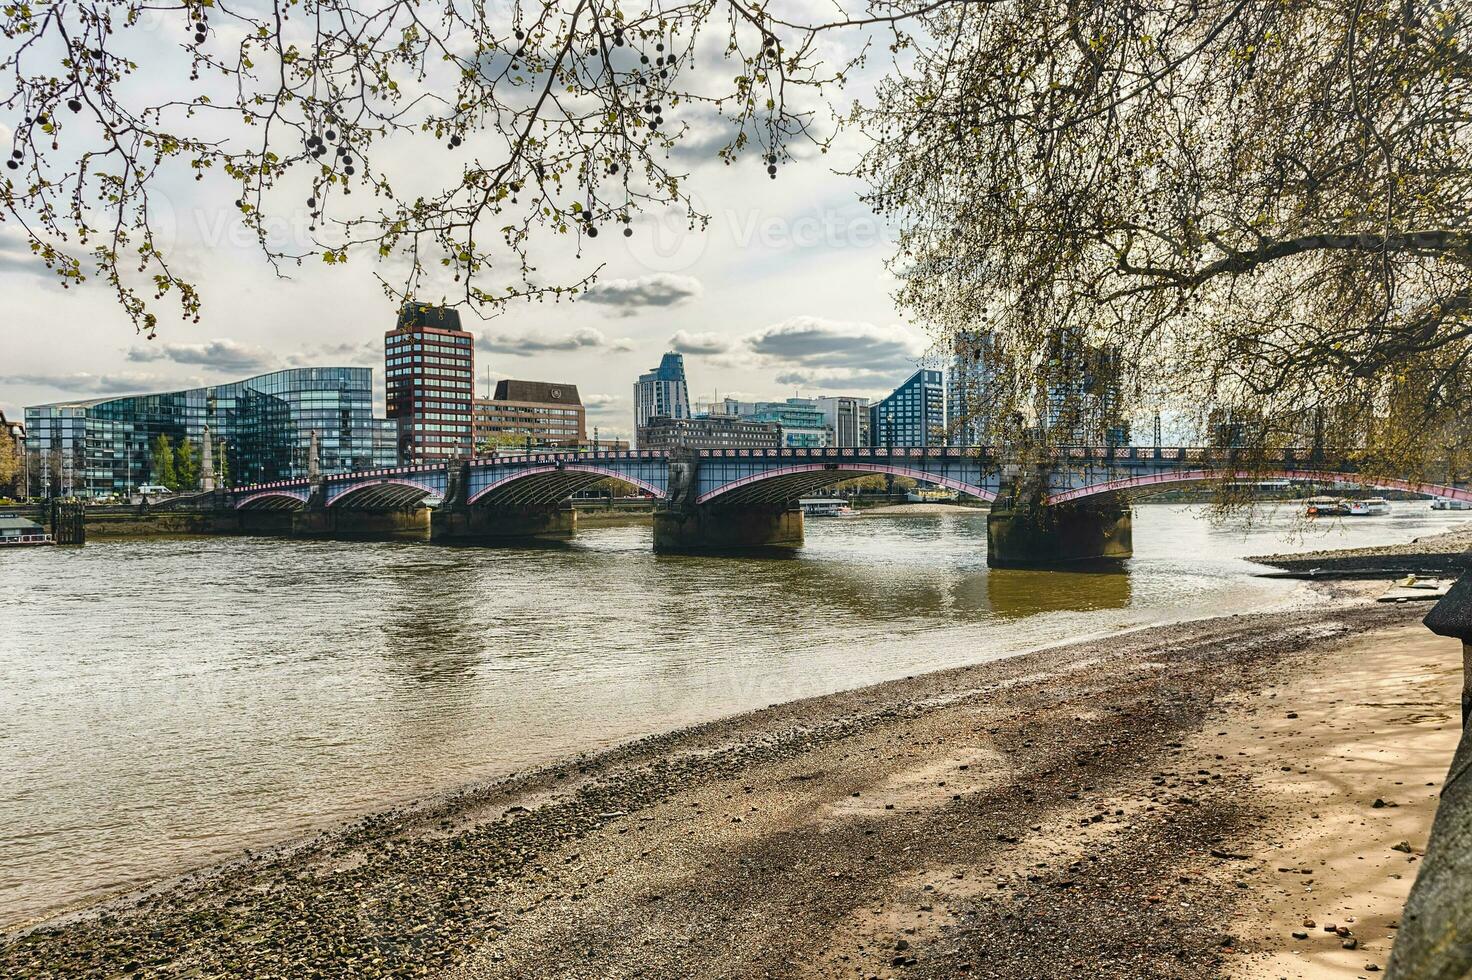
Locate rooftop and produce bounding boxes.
[489,380,582,405]
[396,304,465,332]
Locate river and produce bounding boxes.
[0,502,1465,927]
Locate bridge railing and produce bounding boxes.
[469,450,670,465]
[1044,446,1354,467]
[696,446,999,459]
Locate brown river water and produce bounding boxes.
[0,503,1465,927]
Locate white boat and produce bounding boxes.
[905,486,959,503]
[1346,497,1391,516]
[1302,496,1348,517]
[1431,496,1472,511]
[0,513,55,546]
[798,497,857,517]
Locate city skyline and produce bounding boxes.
[1,307,935,443]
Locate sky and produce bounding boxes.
[0,6,936,441]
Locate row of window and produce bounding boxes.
[386,376,473,390]
[386,335,472,351]
[386,355,471,369]
[409,422,472,433]
[408,412,472,422]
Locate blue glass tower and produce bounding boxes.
[633,352,692,447]
[869,368,946,448]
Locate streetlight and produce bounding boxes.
[885,411,895,495]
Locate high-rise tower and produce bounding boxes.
[384,304,476,463]
[633,352,691,448]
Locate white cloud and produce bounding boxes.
[744,316,927,368]
[581,273,703,316]
[477,327,635,356]
[0,371,206,398]
[127,338,278,373]
[669,330,732,355]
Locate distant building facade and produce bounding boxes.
[814,396,870,448]
[869,369,946,449]
[1037,328,1128,446]
[24,368,395,497]
[637,415,780,451]
[473,380,587,450]
[0,410,24,497]
[947,329,1002,446]
[633,352,691,447]
[385,304,475,462]
[719,397,830,448]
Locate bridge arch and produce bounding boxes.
[327,478,441,510]
[234,490,308,511]
[697,462,997,507]
[1048,469,1472,505]
[468,464,665,508]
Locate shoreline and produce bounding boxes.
[5,593,1460,977]
[1249,524,1472,577]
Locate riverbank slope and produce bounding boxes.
[1250,524,1472,576]
[5,590,1461,979]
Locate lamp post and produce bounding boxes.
[885,411,895,495]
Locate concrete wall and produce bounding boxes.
[14,505,260,538]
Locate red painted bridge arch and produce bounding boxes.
[1047,469,1472,505]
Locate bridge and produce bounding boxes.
[221,446,1472,565]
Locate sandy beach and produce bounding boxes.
[4,570,1464,978]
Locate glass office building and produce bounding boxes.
[633,352,692,448]
[24,368,398,497]
[715,397,831,448]
[869,368,946,449]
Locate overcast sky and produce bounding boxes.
[0,8,935,440]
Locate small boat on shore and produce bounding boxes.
[1346,497,1391,516]
[0,513,54,546]
[1431,496,1472,511]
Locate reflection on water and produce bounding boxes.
[0,502,1465,927]
[985,565,1132,617]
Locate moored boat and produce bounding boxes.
[0,513,55,546]
[798,497,857,517]
[905,486,959,504]
[1302,495,1348,517]
[1346,497,1391,516]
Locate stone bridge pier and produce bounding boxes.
[293,478,430,539]
[430,460,577,544]
[986,475,1132,567]
[653,452,803,553]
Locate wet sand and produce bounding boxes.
[1214,621,1461,978]
[4,588,1461,979]
[1251,524,1472,576]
